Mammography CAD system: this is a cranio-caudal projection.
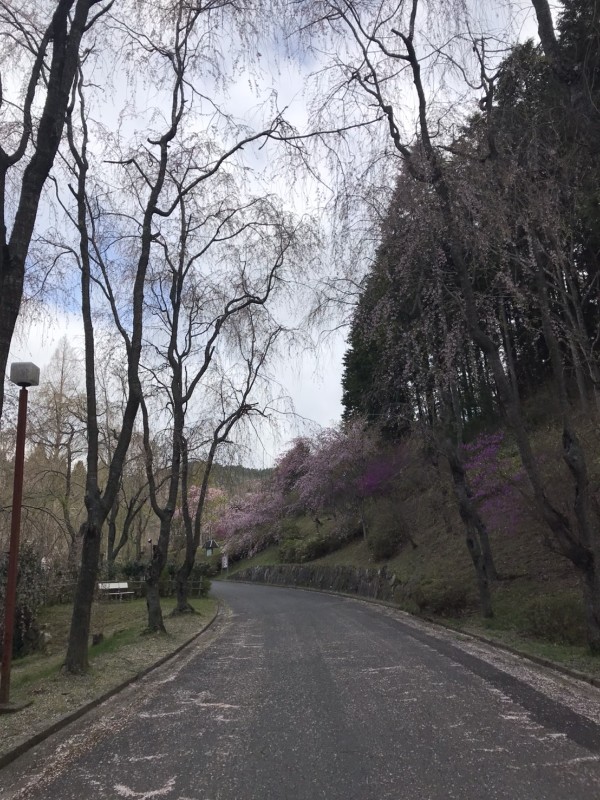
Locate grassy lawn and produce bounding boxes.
[460,622,600,677]
[1,596,218,757]
[9,597,216,693]
[224,545,281,576]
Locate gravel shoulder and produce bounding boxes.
[0,597,219,766]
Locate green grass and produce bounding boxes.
[1,596,219,757]
[449,618,600,678]
[9,659,63,691]
[312,537,373,567]
[224,545,280,576]
[87,626,144,657]
[9,597,215,691]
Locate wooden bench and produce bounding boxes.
[98,581,135,600]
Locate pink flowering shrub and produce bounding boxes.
[217,420,405,561]
[215,487,286,559]
[294,420,380,513]
[270,438,312,515]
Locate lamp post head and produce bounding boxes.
[10,362,40,388]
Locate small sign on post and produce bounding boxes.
[205,539,218,557]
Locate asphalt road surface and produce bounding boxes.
[2,582,600,799]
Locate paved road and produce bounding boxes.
[2,582,600,799]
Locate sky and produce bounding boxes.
[8,312,347,468]
[6,18,349,465]
[5,0,547,465]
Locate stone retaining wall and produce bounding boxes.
[230,563,400,602]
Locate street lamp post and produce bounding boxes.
[0,362,39,711]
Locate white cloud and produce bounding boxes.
[9,308,85,373]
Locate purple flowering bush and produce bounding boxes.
[462,432,526,536]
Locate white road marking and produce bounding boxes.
[139,710,184,718]
[128,754,168,762]
[114,776,176,798]
[360,665,404,673]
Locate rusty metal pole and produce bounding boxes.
[0,386,29,707]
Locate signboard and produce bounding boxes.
[221,554,229,571]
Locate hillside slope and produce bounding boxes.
[222,422,598,672]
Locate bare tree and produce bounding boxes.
[139,188,296,632]
[0,0,111,420]
[26,338,87,571]
[174,318,283,614]
[50,0,303,664]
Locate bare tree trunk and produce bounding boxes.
[530,0,561,66]
[65,62,146,672]
[426,395,497,609]
[174,555,195,615]
[0,1,102,421]
[447,366,498,585]
[0,268,24,419]
[65,516,102,673]
[359,500,367,540]
[134,516,144,561]
[106,497,119,573]
[173,438,198,616]
[499,301,521,402]
[444,437,493,618]
[66,530,82,580]
[145,528,169,634]
[440,483,454,538]
[141,397,181,632]
[173,321,281,614]
[385,12,498,599]
[568,335,590,414]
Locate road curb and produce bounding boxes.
[0,603,221,771]
[226,578,600,691]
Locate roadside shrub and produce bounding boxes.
[278,538,301,563]
[301,535,333,561]
[412,581,470,617]
[278,514,364,564]
[524,594,586,646]
[278,535,334,563]
[366,500,415,561]
[367,526,403,560]
[329,516,363,545]
[193,576,212,597]
[158,564,178,597]
[100,561,118,581]
[188,562,212,597]
[277,519,302,540]
[192,559,219,579]
[121,559,146,580]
